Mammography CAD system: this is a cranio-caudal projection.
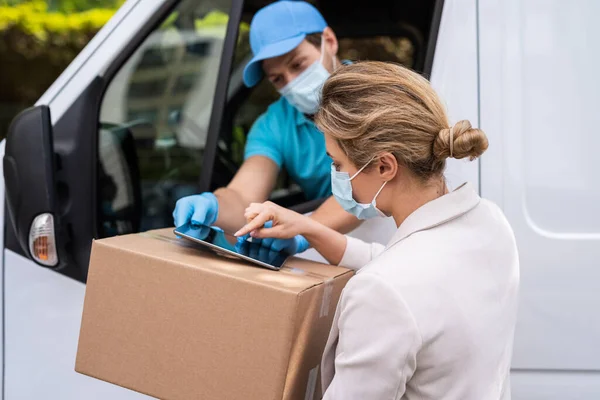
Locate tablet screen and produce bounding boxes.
[174,223,291,270]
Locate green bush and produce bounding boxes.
[0,1,117,137]
[0,2,115,101]
[0,0,122,13]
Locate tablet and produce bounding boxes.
[174,223,291,271]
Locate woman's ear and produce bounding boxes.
[322,27,339,57]
[378,153,398,182]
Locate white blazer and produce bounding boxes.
[321,183,520,400]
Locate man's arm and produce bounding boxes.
[310,196,362,234]
[213,156,279,233]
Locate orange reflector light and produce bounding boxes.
[29,213,58,267]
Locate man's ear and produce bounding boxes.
[322,27,339,57]
[378,153,398,182]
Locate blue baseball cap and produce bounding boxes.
[243,1,327,87]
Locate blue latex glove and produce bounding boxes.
[172,192,219,228]
[235,238,283,265]
[236,221,310,255]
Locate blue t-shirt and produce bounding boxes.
[244,97,332,200]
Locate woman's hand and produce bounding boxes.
[234,201,313,239]
[234,201,349,266]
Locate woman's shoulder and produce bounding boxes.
[354,196,518,285]
[474,198,518,248]
[356,240,438,288]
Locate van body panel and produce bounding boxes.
[479,0,600,372]
[4,250,152,399]
[0,140,5,391]
[430,0,480,192]
[511,370,600,400]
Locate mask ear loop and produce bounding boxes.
[319,35,326,64]
[349,156,376,181]
[372,180,388,201]
[320,34,337,70]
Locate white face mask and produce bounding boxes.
[278,38,337,115]
[331,158,388,220]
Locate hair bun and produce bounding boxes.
[434,120,489,161]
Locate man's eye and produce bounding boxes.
[292,62,302,70]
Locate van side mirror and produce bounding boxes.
[4,106,63,267]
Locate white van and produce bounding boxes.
[2,0,598,398]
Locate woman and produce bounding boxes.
[235,62,519,400]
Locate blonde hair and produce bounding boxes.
[315,61,488,180]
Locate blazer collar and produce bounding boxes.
[385,183,480,250]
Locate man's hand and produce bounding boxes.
[172,192,219,228]
[256,235,310,254]
[236,221,310,255]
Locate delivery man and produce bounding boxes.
[173,1,359,254]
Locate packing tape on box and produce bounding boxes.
[319,278,334,318]
[304,365,320,400]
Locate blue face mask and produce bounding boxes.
[331,160,388,220]
[278,39,336,115]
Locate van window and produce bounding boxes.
[97,0,232,237]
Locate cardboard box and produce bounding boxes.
[76,229,353,400]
